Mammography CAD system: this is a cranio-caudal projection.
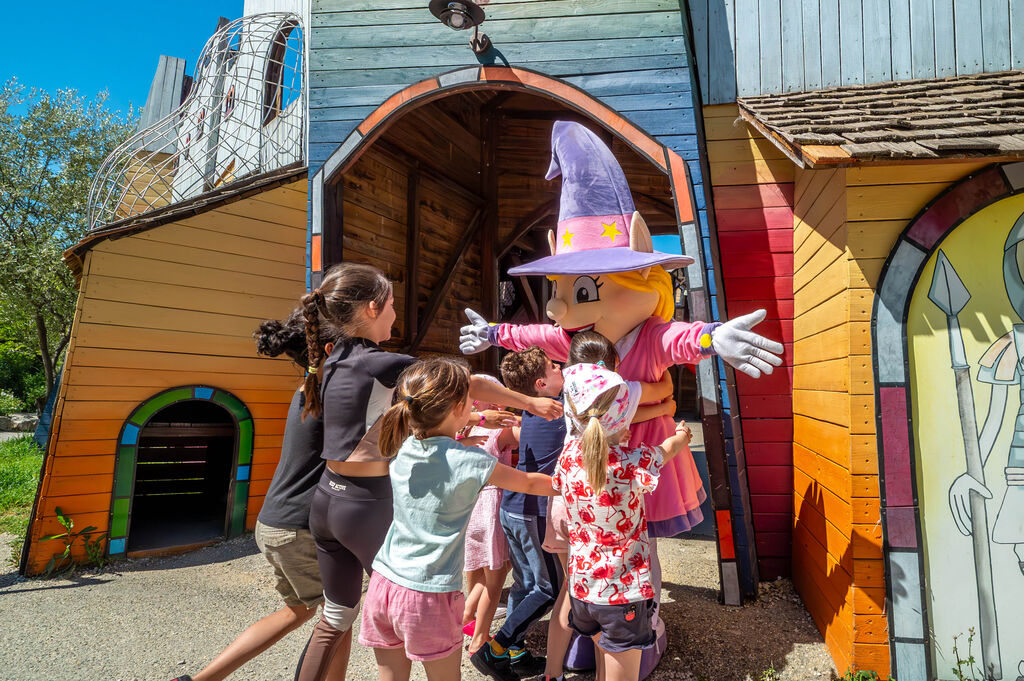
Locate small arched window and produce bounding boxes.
[262,19,301,127]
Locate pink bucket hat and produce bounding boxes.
[562,363,641,436]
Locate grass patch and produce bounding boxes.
[0,435,43,539]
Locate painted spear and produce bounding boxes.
[928,249,1001,678]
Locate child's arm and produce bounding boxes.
[659,421,693,463]
[636,370,674,403]
[469,375,563,420]
[632,397,676,424]
[496,426,518,450]
[487,462,557,496]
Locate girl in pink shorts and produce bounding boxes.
[360,358,560,680]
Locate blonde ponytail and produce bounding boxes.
[581,415,609,489]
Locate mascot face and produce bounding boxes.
[546,273,660,344]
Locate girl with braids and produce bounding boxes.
[552,363,691,681]
[360,358,557,681]
[170,309,343,681]
[294,263,562,681]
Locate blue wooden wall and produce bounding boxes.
[689,0,1024,104]
[308,0,761,592]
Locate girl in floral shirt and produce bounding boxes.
[552,363,692,681]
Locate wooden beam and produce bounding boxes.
[508,254,542,323]
[497,198,558,259]
[404,166,420,345]
[403,208,483,353]
[322,178,344,270]
[374,138,485,207]
[634,191,677,218]
[499,110,614,146]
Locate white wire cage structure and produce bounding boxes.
[87,12,305,232]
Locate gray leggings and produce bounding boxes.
[295,470,392,681]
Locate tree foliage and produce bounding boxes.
[0,79,137,404]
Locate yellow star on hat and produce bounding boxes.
[601,221,623,242]
[562,231,575,248]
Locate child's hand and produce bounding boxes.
[529,397,564,420]
[461,435,488,448]
[674,421,692,447]
[479,409,519,429]
[660,397,676,418]
[657,370,672,390]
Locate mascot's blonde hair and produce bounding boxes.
[605,267,675,322]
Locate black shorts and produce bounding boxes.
[568,597,656,653]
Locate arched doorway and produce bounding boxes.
[108,386,254,557]
[872,162,1024,681]
[310,66,752,604]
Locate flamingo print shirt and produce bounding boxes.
[552,440,664,605]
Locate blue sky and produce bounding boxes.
[2,2,243,115]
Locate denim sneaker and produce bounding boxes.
[470,643,519,681]
[509,647,547,678]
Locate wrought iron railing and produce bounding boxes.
[87,12,305,231]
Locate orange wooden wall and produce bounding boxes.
[25,178,308,574]
[791,161,988,676]
[704,104,795,579]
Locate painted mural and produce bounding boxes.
[908,192,1024,681]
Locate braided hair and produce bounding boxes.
[301,262,392,418]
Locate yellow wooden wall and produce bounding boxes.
[25,178,308,574]
[792,160,989,675]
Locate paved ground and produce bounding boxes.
[0,431,29,442]
[0,531,835,681]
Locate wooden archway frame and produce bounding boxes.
[310,65,749,604]
[871,162,1024,681]
[107,385,254,557]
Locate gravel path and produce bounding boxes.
[0,532,835,681]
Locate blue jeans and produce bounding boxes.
[495,509,563,649]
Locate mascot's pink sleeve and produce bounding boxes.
[489,317,716,536]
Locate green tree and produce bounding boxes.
[0,79,136,403]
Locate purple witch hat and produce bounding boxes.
[508,121,693,276]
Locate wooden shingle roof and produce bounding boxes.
[737,70,1024,167]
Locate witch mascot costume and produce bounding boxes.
[460,121,783,677]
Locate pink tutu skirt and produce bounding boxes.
[464,486,508,571]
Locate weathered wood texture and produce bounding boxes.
[791,158,988,675]
[25,180,308,574]
[705,104,794,580]
[688,0,1024,104]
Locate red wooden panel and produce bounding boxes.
[311,235,322,272]
[725,298,794,321]
[723,275,793,301]
[755,530,793,557]
[738,393,794,418]
[750,492,794,515]
[713,182,794,208]
[758,556,791,579]
[753,511,794,533]
[735,367,793,395]
[747,465,794,494]
[720,251,795,279]
[745,442,794,466]
[717,228,793,255]
[716,207,794,232]
[743,418,794,443]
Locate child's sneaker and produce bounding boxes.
[509,647,546,677]
[470,641,519,681]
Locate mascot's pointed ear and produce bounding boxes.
[629,211,653,253]
[547,229,557,256]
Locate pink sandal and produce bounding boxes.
[462,620,476,637]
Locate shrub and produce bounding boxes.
[0,390,21,416]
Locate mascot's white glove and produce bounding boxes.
[948,472,993,536]
[459,308,492,355]
[711,309,784,379]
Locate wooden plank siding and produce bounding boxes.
[704,104,795,580]
[25,180,308,574]
[687,0,1024,104]
[790,159,989,676]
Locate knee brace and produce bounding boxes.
[322,597,360,632]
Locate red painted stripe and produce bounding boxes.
[724,275,794,301]
[738,394,794,418]
[311,235,322,272]
[715,206,795,231]
[713,182,794,208]
[735,368,794,395]
[754,531,793,557]
[719,251,794,278]
[750,493,794,515]
[744,442,795,466]
[743,419,795,443]
[747,466,795,495]
[757,556,791,579]
[716,510,736,560]
[753,512,794,533]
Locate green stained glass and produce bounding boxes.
[237,420,253,464]
[230,482,248,536]
[130,388,193,425]
[114,448,136,497]
[212,390,249,421]
[111,498,130,537]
